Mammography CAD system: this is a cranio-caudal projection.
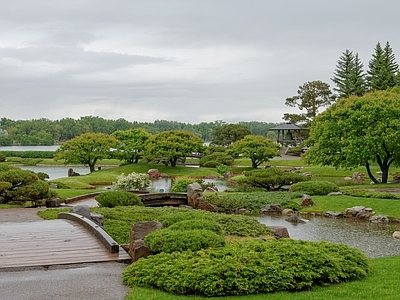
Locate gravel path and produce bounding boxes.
[0,207,45,223]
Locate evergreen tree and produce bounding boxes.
[367,41,399,90]
[331,50,366,98]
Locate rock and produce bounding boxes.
[391,218,400,223]
[46,197,61,207]
[49,183,58,189]
[187,182,203,207]
[285,212,308,224]
[70,205,91,219]
[352,172,366,184]
[303,172,312,179]
[344,206,366,218]
[269,226,290,239]
[393,231,400,239]
[344,176,352,181]
[355,212,370,220]
[237,208,250,215]
[90,213,104,227]
[300,194,315,206]
[260,204,282,214]
[129,221,163,262]
[204,187,218,193]
[197,199,219,212]
[281,208,294,216]
[369,215,389,224]
[324,211,343,218]
[68,168,80,177]
[205,175,218,179]
[147,169,161,180]
[328,192,343,196]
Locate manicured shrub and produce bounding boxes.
[95,191,143,208]
[167,219,222,234]
[0,153,6,162]
[170,177,201,192]
[343,189,400,199]
[0,151,55,159]
[113,172,150,191]
[144,229,225,253]
[199,152,234,167]
[289,180,339,195]
[122,239,369,297]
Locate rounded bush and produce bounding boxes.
[144,229,225,253]
[167,219,222,234]
[199,152,234,167]
[95,191,143,208]
[170,178,200,192]
[0,153,6,162]
[123,239,369,297]
[289,180,339,195]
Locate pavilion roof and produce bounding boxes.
[270,123,305,130]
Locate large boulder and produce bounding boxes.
[260,204,282,214]
[285,212,307,224]
[187,182,203,208]
[369,215,389,224]
[46,197,61,208]
[269,226,290,239]
[325,211,343,218]
[129,221,163,262]
[300,194,315,207]
[70,205,91,219]
[344,206,367,218]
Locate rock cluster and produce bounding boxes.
[128,221,162,262]
[70,205,105,227]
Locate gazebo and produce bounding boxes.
[270,123,307,146]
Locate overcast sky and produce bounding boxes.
[1,0,400,124]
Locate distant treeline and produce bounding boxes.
[0,116,279,146]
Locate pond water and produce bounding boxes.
[0,145,59,151]
[149,178,228,193]
[19,165,91,180]
[257,215,400,258]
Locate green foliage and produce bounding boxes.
[122,239,369,297]
[289,181,339,195]
[229,135,280,168]
[243,168,310,191]
[306,87,400,183]
[170,177,200,192]
[199,152,234,168]
[0,151,55,159]
[20,158,42,166]
[204,192,303,214]
[113,172,150,191]
[54,132,120,172]
[0,153,5,162]
[36,172,50,181]
[216,164,232,175]
[280,200,302,211]
[145,130,205,167]
[94,191,143,208]
[167,219,222,234]
[112,128,152,163]
[144,229,225,254]
[0,165,50,204]
[211,123,251,147]
[332,49,366,98]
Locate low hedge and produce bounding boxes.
[343,189,400,199]
[289,180,340,195]
[123,239,369,297]
[0,150,55,159]
[144,229,225,253]
[94,191,143,208]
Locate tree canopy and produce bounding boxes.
[0,165,49,204]
[229,135,280,168]
[145,130,205,167]
[54,132,120,172]
[211,124,251,147]
[112,128,152,163]
[306,87,400,183]
[283,80,336,126]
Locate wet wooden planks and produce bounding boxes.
[0,219,131,269]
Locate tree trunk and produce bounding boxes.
[365,162,379,184]
[89,163,95,173]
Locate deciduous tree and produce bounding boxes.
[54,133,119,172]
[306,87,400,183]
[229,135,280,168]
[112,128,152,163]
[211,124,251,147]
[145,130,204,167]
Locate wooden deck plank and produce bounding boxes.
[0,219,131,269]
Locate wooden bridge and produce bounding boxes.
[0,213,131,270]
[139,193,188,207]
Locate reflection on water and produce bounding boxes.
[257,215,400,258]
[149,178,228,193]
[19,165,91,180]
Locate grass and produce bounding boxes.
[125,255,399,300]
[52,188,99,201]
[300,195,400,219]
[0,203,23,209]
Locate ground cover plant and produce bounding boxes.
[289,180,340,195]
[122,239,369,297]
[94,191,143,208]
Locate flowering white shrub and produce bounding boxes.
[113,172,151,191]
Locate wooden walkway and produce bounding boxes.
[0,219,131,269]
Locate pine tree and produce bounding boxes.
[367,41,399,90]
[331,50,366,98]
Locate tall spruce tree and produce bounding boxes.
[332,49,366,98]
[367,41,399,91]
